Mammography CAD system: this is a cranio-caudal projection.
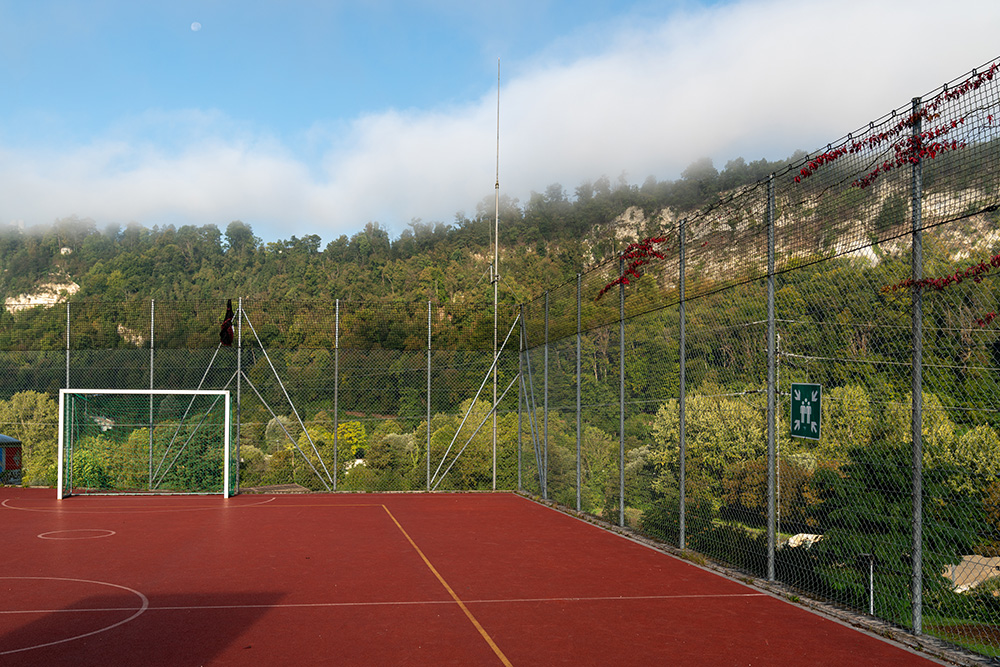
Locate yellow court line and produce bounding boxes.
[236,503,385,508]
[381,505,513,667]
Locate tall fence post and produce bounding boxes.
[619,255,626,528]
[518,303,524,492]
[149,299,155,390]
[543,291,549,500]
[911,96,924,635]
[576,273,582,512]
[766,175,777,582]
[149,299,155,489]
[427,300,432,492]
[65,301,70,389]
[236,296,242,495]
[334,298,340,492]
[679,221,686,549]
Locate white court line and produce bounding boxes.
[0,577,148,656]
[1,592,768,615]
[38,529,116,540]
[2,496,276,513]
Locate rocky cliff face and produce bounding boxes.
[597,183,999,276]
[4,280,79,314]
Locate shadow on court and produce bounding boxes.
[1,591,285,667]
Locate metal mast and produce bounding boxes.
[492,59,500,490]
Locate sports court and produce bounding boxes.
[1,488,945,666]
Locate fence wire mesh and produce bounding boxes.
[2,55,1000,660]
[514,58,1000,658]
[1,299,521,497]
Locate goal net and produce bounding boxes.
[58,389,232,498]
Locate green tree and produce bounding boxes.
[265,415,300,454]
[0,391,58,486]
[580,425,616,513]
[650,389,766,496]
[239,445,266,487]
[224,220,260,256]
[336,421,368,460]
[815,384,874,461]
[882,392,957,467]
[950,425,1000,494]
[812,442,981,625]
[70,446,113,489]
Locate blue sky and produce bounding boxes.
[2,0,998,244]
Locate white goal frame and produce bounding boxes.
[58,388,231,499]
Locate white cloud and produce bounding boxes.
[2,0,998,242]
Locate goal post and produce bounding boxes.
[58,389,232,498]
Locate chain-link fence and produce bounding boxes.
[517,58,1000,657]
[0,297,522,496]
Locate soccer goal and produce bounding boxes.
[58,389,232,498]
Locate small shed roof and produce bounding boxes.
[0,434,22,446]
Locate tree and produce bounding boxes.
[224,221,259,256]
[0,391,58,486]
[580,425,616,513]
[721,454,840,533]
[882,392,957,467]
[366,420,406,471]
[650,389,766,494]
[292,423,336,490]
[950,425,1000,494]
[239,445,266,487]
[336,421,368,460]
[815,384,874,461]
[677,157,719,208]
[265,415,300,454]
[812,441,981,625]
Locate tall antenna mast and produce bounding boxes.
[492,58,500,490]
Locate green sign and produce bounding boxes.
[791,383,821,440]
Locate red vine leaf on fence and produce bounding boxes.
[596,237,668,301]
[882,251,1000,327]
[977,312,998,328]
[791,62,998,188]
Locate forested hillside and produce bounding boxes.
[0,154,799,312]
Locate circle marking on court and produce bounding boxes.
[38,529,116,540]
[0,576,148,656]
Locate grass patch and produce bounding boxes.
[925,615,1000,658]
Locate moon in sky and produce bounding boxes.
[191,22,202,32]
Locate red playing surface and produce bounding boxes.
[1,488,942,665]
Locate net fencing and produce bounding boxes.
[1,54,999,660]
[0,298,521,496]
[516,58,1000,656]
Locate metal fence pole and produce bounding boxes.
[65,301,70,389]
[544,291,549,500]
[910,96,924,635]
[427,300,432,492]
[679,221,686,549]
[518,303,524,492]
[576,273,582,512]
[334,298,340,492]
[619,255,626,528]
[236,296,242,494]
[766,174,777,582]
[149,299,155,489]
[149,299,155,389]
